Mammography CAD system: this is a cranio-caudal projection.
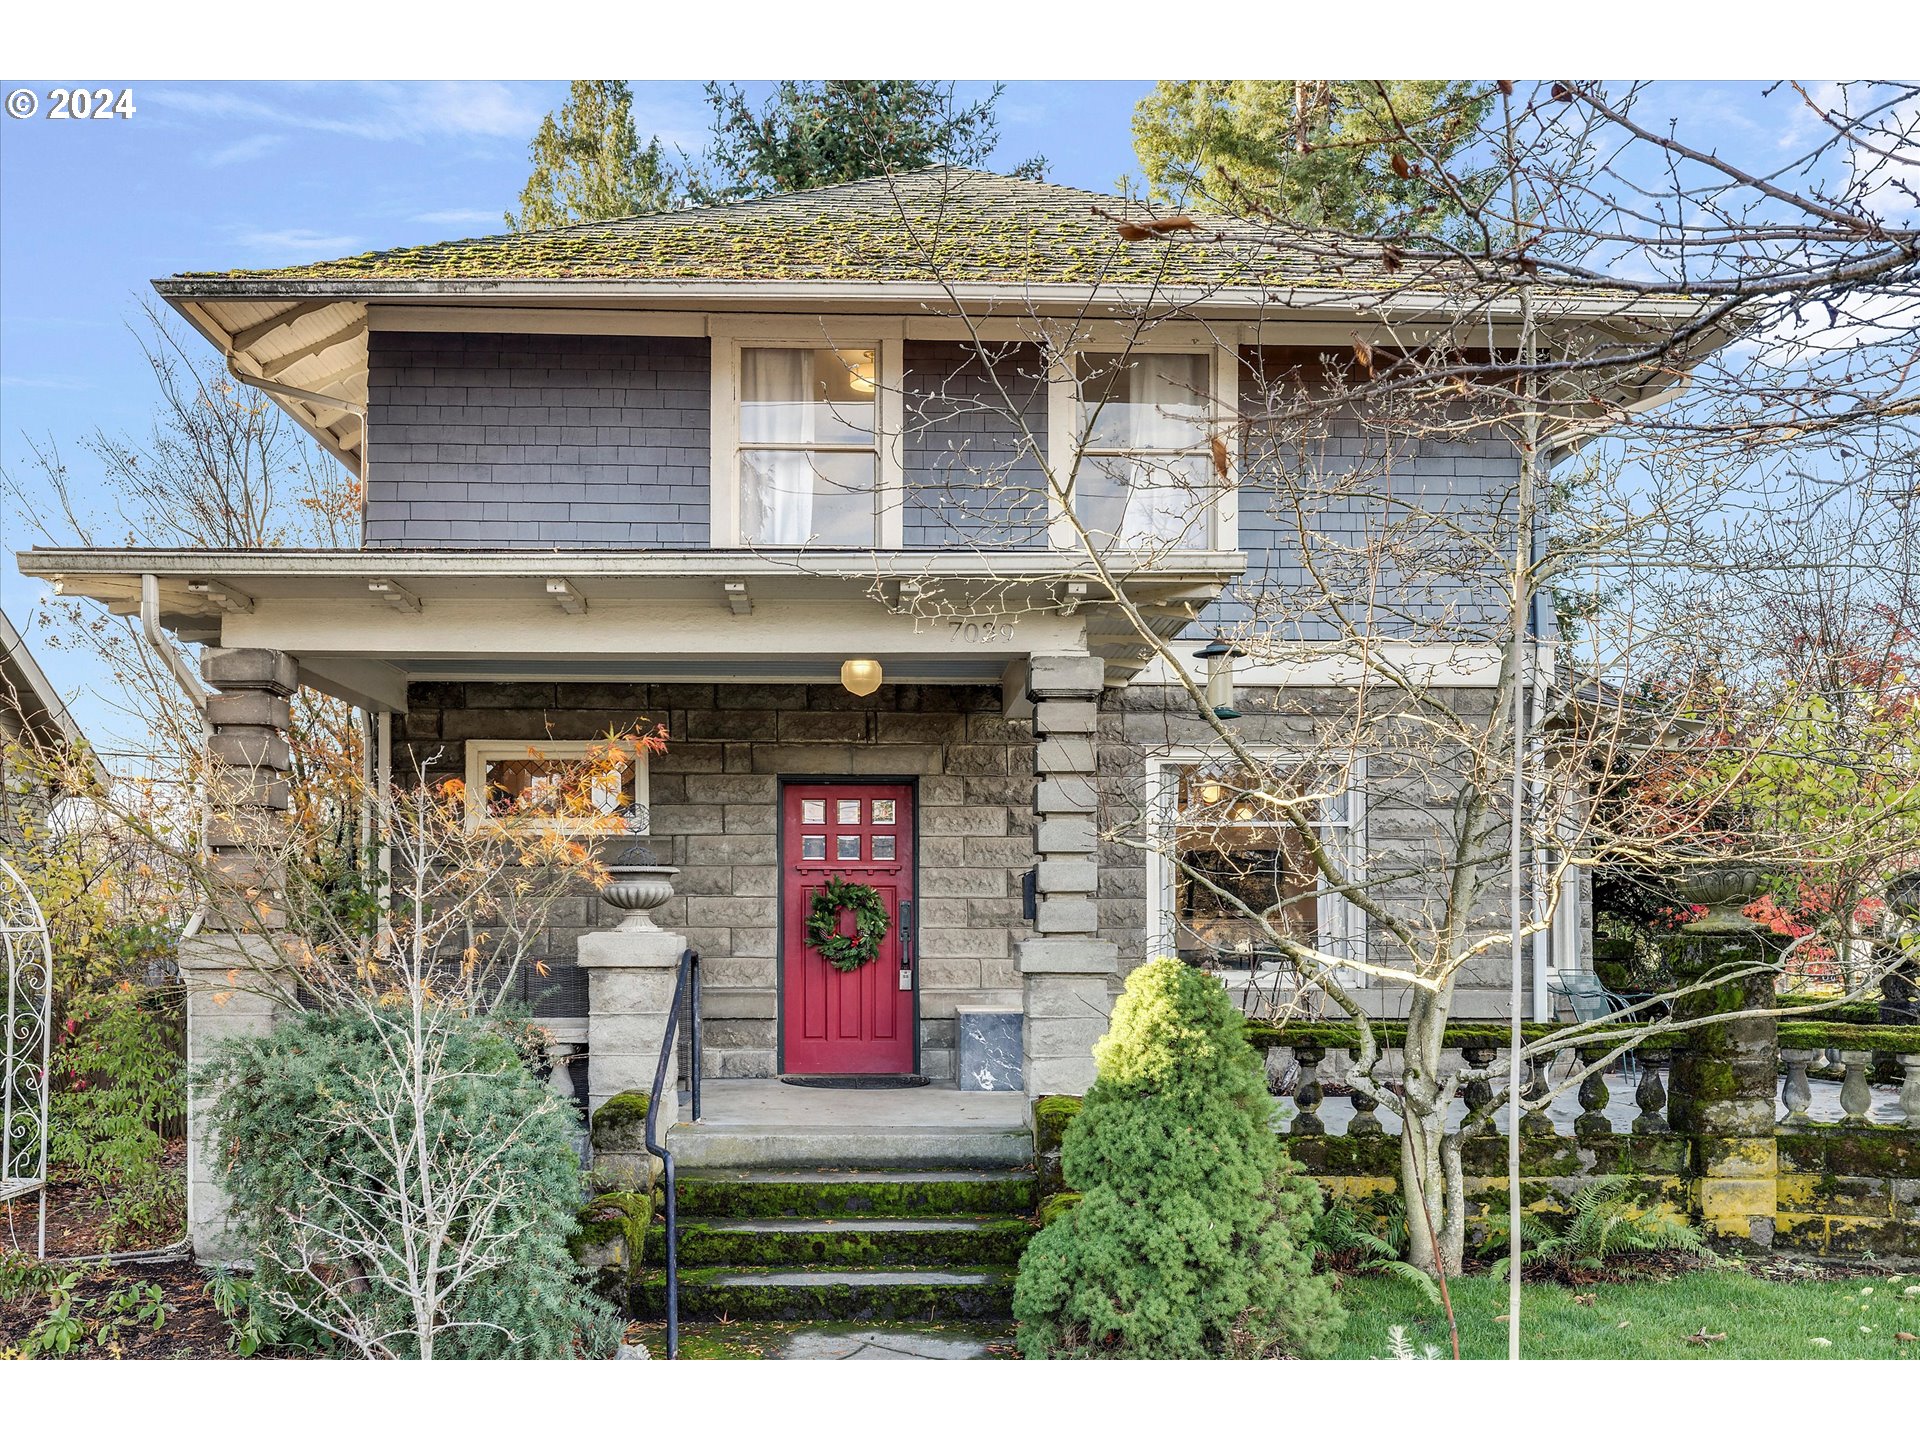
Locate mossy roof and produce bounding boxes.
[164,167,1468,296]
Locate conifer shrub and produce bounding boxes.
[1012,957,1345,1358]
[204,1008,621,1358]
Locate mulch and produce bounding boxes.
[1,1142,243,1359]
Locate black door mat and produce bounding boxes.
[779,1074,932,1090]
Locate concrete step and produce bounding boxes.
[635,1264,1018,1323]
[676,1168,1036,1218]
[664,1120,1033,1169]
[656,1214,1033,1268]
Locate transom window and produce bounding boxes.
[1072,351,1217,549]
[738,345,881,546]
[1148,756,1363,984]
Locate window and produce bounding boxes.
[1147,755,1363,981]
[739,346,879,545]
[463,740,650,834]
[711,323,904,548]
[1072,352,1216,548]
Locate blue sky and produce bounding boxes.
[0,78,1844,755]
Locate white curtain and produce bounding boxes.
[1118,355,1206,546]
[741,348,814,545]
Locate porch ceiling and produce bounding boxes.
[19,546,1245,704]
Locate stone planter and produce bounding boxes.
[600,864,679,932]
[1674,861,1766,925]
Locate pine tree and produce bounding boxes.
[1013,957,1345,1358]
[687,80,1015,204]
[508,80,679,231]
[1133,80,1497,239]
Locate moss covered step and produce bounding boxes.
[635,1265,1019,1323]
[655,1215,1032,1268]
[675,1168,1036,1218]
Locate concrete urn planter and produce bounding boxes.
[599,859,679,932]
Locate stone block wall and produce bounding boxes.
[396,679,1037,1081]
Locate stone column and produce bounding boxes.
[578,920,693,1120]
[1014,653,1116,1097]
[181,647,299,1266]
[1666,910,1781,1251]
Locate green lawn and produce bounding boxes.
[1333,1269,1920,1360]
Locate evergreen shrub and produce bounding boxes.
[1013,957,1345,1358]
[204,1007,620,1358]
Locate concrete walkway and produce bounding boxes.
[778,1325,1005,1359]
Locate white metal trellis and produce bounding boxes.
[1,852,53,1257]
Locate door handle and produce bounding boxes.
[898,900,914,990]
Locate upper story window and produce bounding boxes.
[739,345,880,546]
[1048,334,1237,553]
[711,322,905,548]
[1073,351,1215,548]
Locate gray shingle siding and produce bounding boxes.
[1198,376,1523,644]
[901,340,1049,549]
[364,331,711,548]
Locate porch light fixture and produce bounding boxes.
[841,658,883,696]
[1193,639,1245,720]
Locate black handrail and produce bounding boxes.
[642,946,702,1359]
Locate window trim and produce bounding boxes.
[1144,749,1365,983]
[709,316,905,548]
[463,739,651,835]
[1046,328,1239,552]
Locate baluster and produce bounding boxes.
[1899,1055,1920,1130]
[1574,1044,1614,1137]
[1779,1048,1815,1126]
[1460,1044,1498,1137]
[1291,1044,1326,1135]
[1348,1088,1384,1135]
[1634,1044,1671,1134]
[1520,1054,1557,1136]
[1838,1050,1875,1125]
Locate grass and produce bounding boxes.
[622,1268,1920,1360]
[1333,1268,1920,1360]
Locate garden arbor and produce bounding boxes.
[1,852,53,1257]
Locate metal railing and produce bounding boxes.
[642,946,702,1359]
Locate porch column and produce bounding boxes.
[181,647,298,1267]
[578,919,692,1121]
[1014,653,1117,1097]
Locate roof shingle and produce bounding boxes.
[169,167,1418,294]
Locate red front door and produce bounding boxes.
[781,782,916,1075]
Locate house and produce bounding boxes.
[0,607,105,838]
[18,168,1725,1270]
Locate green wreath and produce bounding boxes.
[808,873,891,973]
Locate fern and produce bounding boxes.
[1492,1176,1716,1280]
[1312,1200,1442,1305]
[1380,1324,1443,1360]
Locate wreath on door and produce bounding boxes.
[807,873,891,973]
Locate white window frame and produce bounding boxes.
[1045,324,1239,552]
[708,315,905,548]
[1144,748,1366,985]
[463,739,651,835]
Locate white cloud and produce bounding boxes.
[152,81,550,147]
[202,132,287,167]
[410,208,504,228]
[0,375,91,390]
[230,228,366,262]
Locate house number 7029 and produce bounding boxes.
[949,619,1014,644]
